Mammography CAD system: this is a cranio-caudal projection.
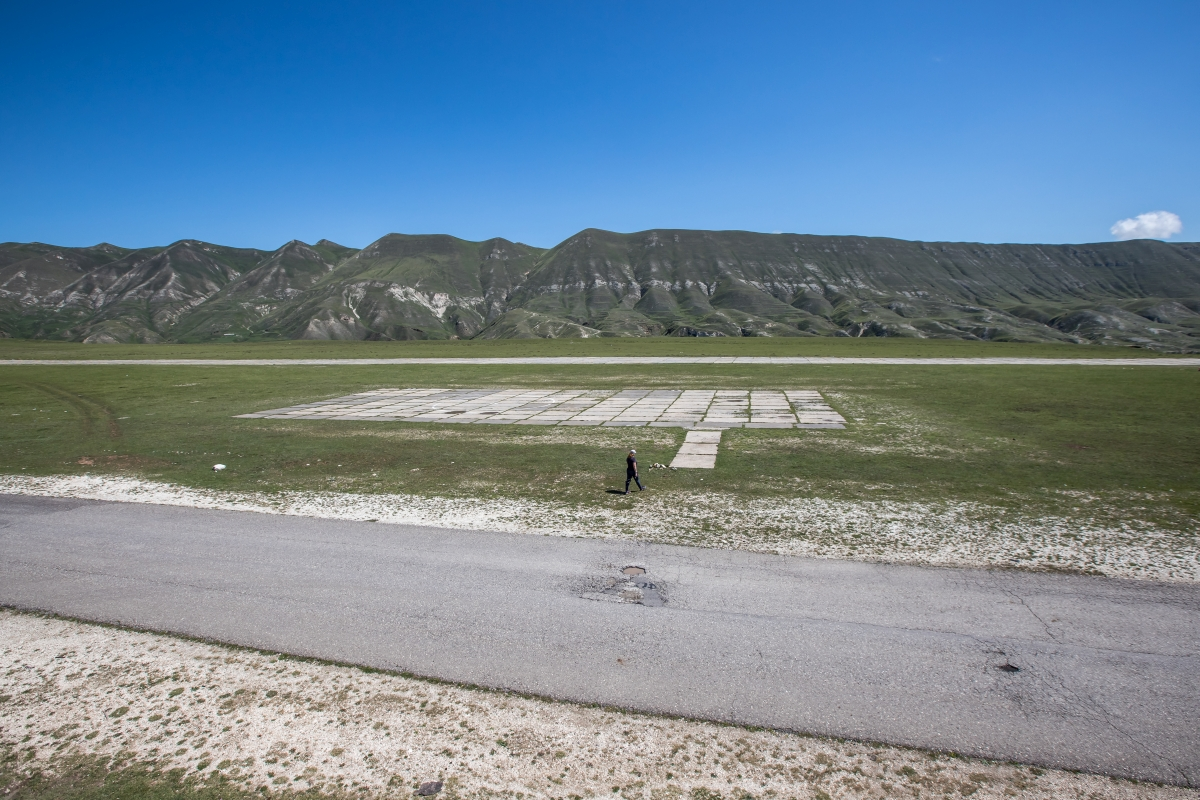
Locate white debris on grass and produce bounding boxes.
[1,610,1190,800]
[1,473,1196,583]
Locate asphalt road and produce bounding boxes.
[1,494,1196,786]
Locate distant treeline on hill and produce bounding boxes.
[2,229,1198,351]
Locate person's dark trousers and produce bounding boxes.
[625,472,644,492]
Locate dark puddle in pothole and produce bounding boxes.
[581,565,666,606]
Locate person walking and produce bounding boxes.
[625,449,645,494]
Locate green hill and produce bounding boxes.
[1,230,1197,350]
[168,240,358,341]
[254,234,544,341]
[506,230,1200,347]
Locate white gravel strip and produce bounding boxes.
[2,610,1193,800]
[1,474,1195,583]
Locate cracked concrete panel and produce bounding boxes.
[239,387,847,429]
[671,430,724,469]
[669,453,718,468]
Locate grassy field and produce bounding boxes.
[1,339,1197,578]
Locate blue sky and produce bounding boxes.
[1,1,1196,249]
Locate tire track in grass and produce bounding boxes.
[25,382,123,439]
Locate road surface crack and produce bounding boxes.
[1003,588,1059,642]
[1038,663,1192,786]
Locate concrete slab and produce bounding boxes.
[244,388,851,430]
[670,453,717,469]
[669,429,722,468]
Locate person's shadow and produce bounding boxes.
[605,489,626,494]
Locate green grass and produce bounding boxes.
[1,349,1197,524]
[0,752,272,800]
[0,336,1178,361]
[0,749,387,800]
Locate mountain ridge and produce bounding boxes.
[1,229,1197,351]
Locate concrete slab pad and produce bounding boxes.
[677,443,719,455]
[244,387,848,431]
[670,453,717,469]
[685,430,723,444]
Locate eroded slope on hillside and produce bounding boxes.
[2,230,1197,349]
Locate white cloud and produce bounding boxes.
[1110,210,1183,241]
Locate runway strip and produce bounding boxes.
[1,494,1196,786]
[1,356,1199,366]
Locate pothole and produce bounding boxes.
[582,566,666,606]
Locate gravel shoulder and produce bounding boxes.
[2,609,1194,800]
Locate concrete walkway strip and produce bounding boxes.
[1,494,1196,786]
[671,430,721,468]
[2,357,1199,366]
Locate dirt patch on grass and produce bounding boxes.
[1,610,1190,800]
[73,454,171,469]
